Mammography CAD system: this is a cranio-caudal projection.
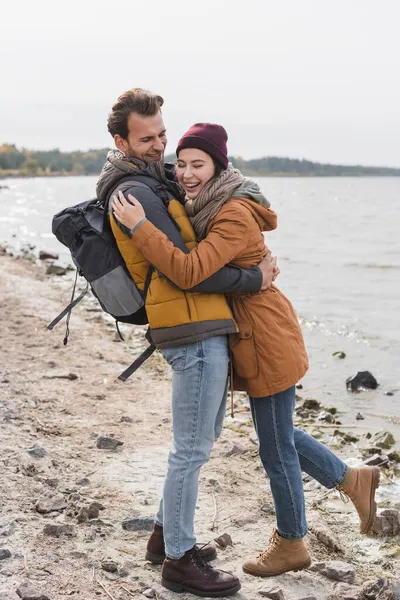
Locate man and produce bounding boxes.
[96,88,277,597]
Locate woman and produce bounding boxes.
[112,123,380,579]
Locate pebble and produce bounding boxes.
[96,435,123,450]
[388,450,400,463]
[232,515,258,527]
[26,445,46,458]
[101,559,118,573]
[259,587,285,599]
[88,503,100,519]
[302,399,320,410]
[214,533,233,548]
[76,507,89,523]
[118,415,133,423]
[318,411,335,424]
[0,548,11,560]
[76,477,90,486]
[310,560,356,583]
[142,589,156,599]
[122,517,154,532]
[43,371,78,380]
[1,522,16,537]
[39,250,59,260]
[46,264,68,276]
[223,443,248,457]
[261,502,275,515]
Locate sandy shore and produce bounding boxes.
[0,252,399,600]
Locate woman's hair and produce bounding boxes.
[212,158,225,180]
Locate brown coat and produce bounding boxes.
[132,198,309,397]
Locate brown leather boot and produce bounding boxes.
[337,466,380,533]
[242,530,311,577]
[145,524,217,564]
[162,546,241,597]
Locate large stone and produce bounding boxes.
[310,560,356,584]
[35,496,67,514]
[346,371,378,391]
[371,509,400,537]
[308,516,344,553]
[122,517,154,532]
[43,523,76,538]
[371,431,396,450]
[359,577,397,599]
[16,581,50,600]
[364,454,389,467]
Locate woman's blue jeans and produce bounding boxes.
[155,335,229,559]
[250,386,348,539]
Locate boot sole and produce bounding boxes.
[362,466,380,534]
[146,549,217,565]
[161,578,241,597]
[242,558,312,577]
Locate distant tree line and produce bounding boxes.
[1,144,399,177]
[0,144,109,177]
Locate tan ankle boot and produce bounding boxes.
[242,530,311,577]
[337,466,380,533]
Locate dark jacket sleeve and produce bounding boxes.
[113,184,262,295]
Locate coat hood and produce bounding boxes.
[230,178,277,232]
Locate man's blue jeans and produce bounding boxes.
[250,386,348,539]
[155,335,229,559]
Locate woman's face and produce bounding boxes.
[176,148,216,199]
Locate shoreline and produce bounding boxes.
[2,173,400,180]
[0,249,399,599]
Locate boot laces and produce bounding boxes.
[259,530,280,561]
[189,545,212,574]
[337,487,350,504]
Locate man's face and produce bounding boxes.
[115,111,167,163]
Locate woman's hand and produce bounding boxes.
[111,190,146,230]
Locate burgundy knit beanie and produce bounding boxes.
[176,123,229,169]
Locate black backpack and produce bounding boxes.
[47,175,165,381]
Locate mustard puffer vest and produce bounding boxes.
[110,197,238,348]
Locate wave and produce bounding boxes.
[345,263,400,270]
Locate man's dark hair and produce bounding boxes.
[107,88,164,139]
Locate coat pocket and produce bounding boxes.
[229,322,258,379]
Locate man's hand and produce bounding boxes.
[259,254,279,290]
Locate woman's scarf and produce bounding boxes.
[184,166,245,239]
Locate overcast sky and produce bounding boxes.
[2,0,400,166]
